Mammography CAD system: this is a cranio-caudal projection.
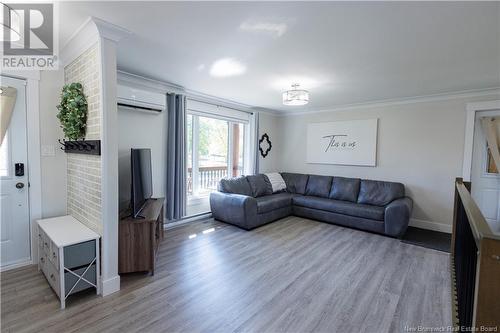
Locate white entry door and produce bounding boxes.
[471,110,500,233]
[0,76,30,268]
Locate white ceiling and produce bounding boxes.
[59,1,500,113]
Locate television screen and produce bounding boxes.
[131,148,152,218]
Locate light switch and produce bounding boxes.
[41,145,55,157]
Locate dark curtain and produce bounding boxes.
[166,93,186,221]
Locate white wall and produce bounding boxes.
[39,70,66,218]
[258,112,280,173]
[275,93,500,232]
[118,107,167,209]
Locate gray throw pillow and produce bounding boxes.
[247,174,273,197]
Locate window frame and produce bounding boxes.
[186,112,248,197]
[0,130,12,179]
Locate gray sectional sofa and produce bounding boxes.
[209,172,413,237]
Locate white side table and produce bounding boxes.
[37,215,100,309]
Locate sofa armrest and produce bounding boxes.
[384,197,413,237]
[209,192,257,230]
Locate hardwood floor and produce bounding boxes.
[1,217,451,332]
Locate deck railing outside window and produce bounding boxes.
[187,166,242,195]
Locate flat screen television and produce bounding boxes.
[130,148,152,218]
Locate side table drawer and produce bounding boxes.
[65,264,96,296]
[39,229,50,256]
[48,242,59,268]
[39,252,47,271]
[43,259,60,297]
[64,240,96,269]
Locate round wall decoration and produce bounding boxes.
[259,133,272,158]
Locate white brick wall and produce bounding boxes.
[64,43,103,234]
[64,44,100,140]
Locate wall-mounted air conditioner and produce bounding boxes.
[117,84,166,113]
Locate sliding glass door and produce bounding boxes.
[186,113,247,216]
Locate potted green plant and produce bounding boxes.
[56,82,88,140]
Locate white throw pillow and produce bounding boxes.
[265,172,287,193]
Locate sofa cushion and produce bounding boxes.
[305,175,333,198]
[256,193,294,214]
[357,179,405,206]
[218,176,253,196]
[280,173,309,194]
[293,196,385,221]
[247,174,273,197]
[329,177,360,203]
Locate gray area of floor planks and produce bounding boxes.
[1,217,451,333]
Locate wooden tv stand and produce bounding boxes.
[119,198,164,275]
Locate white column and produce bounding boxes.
[59,17,130,296]
[94,18,131,296]
[99,36,120,296]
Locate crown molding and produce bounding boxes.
[117,70,280,115]
[92,17,132,43]
[60,17,131,66]
[276,87,500,117]
[117,69,185,94]
[115,74,498,118]
[60,17,98,66]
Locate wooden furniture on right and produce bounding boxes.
[119,198,164,275]
[451,178,500,330]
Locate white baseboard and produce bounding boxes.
[0,259,33,272]
[409,218,452,234]
[101,275,120,296]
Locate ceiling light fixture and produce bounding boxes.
[283,84,309,106]
[0,3,21,42]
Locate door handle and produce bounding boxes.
[16,182,24,189]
